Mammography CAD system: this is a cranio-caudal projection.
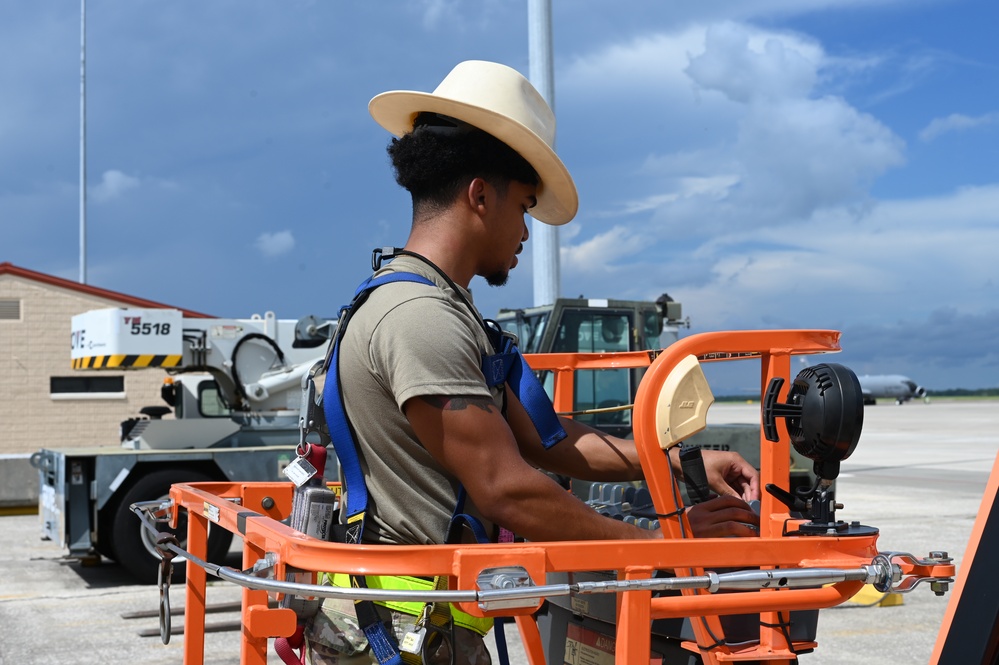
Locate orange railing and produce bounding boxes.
[156,330,954,665]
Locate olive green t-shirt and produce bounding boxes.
[337,255,501,545]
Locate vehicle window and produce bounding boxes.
[496,311,549,353]
[642,309,662,350]
[525,313,548,353]
[550,309,633,430]
[49,375,125,400]
[553,310,630,353]
[497,318,521,341]
[199,381,231,418]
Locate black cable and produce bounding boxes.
[230,332,286,406]
[380,248,511,419]
[661,458,733,655]
[774,611,802,657]
[666,449,689,539]
[386,249,500,350]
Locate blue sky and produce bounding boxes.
[2,1,997,394]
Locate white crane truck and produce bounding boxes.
[31,307,335,583]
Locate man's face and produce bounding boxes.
[483,180,537,287]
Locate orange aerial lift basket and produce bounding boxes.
[134,330,957,665]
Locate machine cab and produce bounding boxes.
[495,298,666,438]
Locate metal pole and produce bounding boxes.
[528,0,559,307]
[79,0,87,284]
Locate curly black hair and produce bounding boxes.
[387,113,539,219]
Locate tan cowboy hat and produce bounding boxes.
[369,60,578,226]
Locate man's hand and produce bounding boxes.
[686,496,760,538]
[682,449,760,502]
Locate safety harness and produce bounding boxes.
[317,248,567,664]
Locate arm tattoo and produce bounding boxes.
[420,395,497,414]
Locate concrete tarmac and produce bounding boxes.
[0,399,995,664]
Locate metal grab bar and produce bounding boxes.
[132,499,947,609]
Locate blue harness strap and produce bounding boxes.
[482,329,567,449]
[324,272,435,542]
[323,273,434,665]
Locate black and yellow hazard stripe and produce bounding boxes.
[72,354,183,370]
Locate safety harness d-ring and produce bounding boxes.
[155,532,180,645]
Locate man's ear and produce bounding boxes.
[467,177,490,214]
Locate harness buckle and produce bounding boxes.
[372,246,401,271]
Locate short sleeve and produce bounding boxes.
[368,294,492,410]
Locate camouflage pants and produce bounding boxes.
[305,598,492,665]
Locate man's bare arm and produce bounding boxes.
[503,389,645,480]
[505,390,760,501]
[403,393,658,542]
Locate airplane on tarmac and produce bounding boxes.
[858,374,928,405]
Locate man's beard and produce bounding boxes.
[484,270,509,287]
[486,244,522,287]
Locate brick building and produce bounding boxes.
[0,263,211,504]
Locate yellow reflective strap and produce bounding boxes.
[325,573,493,636]
[426,575,454,636]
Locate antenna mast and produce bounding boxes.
[79,0,87,284]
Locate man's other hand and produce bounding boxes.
[686,496,760,538]
[700,450,760,502]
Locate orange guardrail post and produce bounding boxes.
[184,508,209,665]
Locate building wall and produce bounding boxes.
[0,274,172,455]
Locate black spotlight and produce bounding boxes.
[762,363,874,536]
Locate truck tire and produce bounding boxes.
[108,468,233,584]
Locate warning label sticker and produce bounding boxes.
[563,624,662,665]
[564,623,615,665]
[203,502,220,523]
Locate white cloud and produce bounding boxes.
[255,230,296,258]
[562,29,707,95]
[685,22,821,103]
[610,176,739,217]
[617,193,680,216]
[552,20,913,317]
[560,21,905,240]
[728,96,904,219]
[418,0,458,28]
[664,22,904,230]
[673,184,999,331]
[554,181,999,360]
[91,170,141,203]
[919,112,999,142]
[561,225,648,274]
[414,0,505,30]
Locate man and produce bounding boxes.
[315,60,760,664]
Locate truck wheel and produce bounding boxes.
[108,469,233,584]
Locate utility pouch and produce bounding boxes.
[291,486,338,542]
[305,596,370,658]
